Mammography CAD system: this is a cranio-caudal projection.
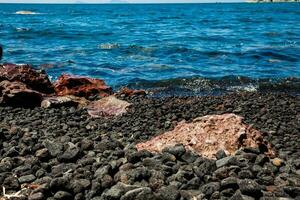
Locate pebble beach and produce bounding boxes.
[1,91,300,200]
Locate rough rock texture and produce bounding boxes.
[87,95,131,117]
[54,74,112,98]
[136,113,274,159]
[118,87,146,97]
[41,95,89,108]
[0,80,43,107]
[0,63,54,94]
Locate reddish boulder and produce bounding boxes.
[87,95,131,117]
[54,74,113,98]
[136,114,274,159]
[0,63,54,94]
[0,80,43,107]
[118,87,146,97]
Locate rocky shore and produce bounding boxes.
[0,63,300,200]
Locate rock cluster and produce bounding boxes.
[0,93,299,200]
[0,64,143,117]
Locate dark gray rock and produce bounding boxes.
[28,192,44,200]
[53,191,73,200]
[157,185,180,200]
[120,187,152,200]
[18,174,36,184]
[162,144,186,158]
[200,182,220,198]
[221,177,239,190]
[58,142,80,162]
[43,140,63,157]
[237,179,263,198]
[230,190,255,200]
[216,149,227,160]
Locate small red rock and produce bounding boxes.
[118,87,146,97]
[0,63,54,94]
[54,74,113,98]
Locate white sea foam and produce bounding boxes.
[99,43,120,50]
[15,11,40,15]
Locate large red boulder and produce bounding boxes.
[0,80,43,107]
[136,114,274,159]
[54,74,113,98]
[0,63,54,94]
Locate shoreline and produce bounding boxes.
[1,92,300,199]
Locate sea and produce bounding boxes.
[0,3,299,95]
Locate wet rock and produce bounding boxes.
[87,95,131,117]
[0,63,54,93]
[0,80,43,107]
[54,74,112,98]
[136,114,274,158]
[41,95,89,108]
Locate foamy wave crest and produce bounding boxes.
[98,43,120,50]
[15,11,40,15]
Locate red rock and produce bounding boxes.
[87,95,131,117]
[118,87,146,97]
[0,63,54,94]
[0,80,43,107]
[54,74,112,98]
[136,113,274,159]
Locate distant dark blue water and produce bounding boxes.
[0,3,299,94]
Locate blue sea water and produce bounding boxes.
[0,3,299,94]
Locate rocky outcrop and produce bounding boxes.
[87,95,131,117]
[54,74,112,98]
[0,80,43,107]
[0,63,54,94]
[136,113,274,159]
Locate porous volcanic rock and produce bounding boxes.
[87,95,131,117]
[41,95,89,108]
[54,74,112,98]
[0,63,54,94]
[0,80,43,107]
[136,113,274,159]
[117,87,146,97]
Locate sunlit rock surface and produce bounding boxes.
[136,113,273,159]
